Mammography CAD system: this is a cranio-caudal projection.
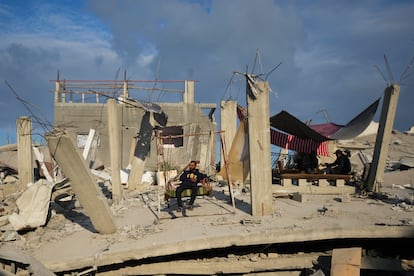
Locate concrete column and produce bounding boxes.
[220,100,237,170]
[246,78,273,216]
[54,80,61,103]
[107,99,122,205]
[123,80,129,99]
[46,130,116,234]
[184,80,194,103]
[128,158,146,191]
[17,116,33,190]
[367,84,400,192]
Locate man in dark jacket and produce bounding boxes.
[176,161,207,211]
[326,149,351,175]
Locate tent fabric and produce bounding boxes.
[237,105,329,156]
[270,110,330,142]
[217,120,250,183]
[270,129,330,156]
[329,98,380,140]
[270,98,381,141]
[309,123,343,137]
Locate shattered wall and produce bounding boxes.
[54,102,216,171]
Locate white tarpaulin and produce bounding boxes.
[218,120,250,184]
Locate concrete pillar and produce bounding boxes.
[184,80,194,104]
[54,80,61,103]
[367,84,400,192]
[220,100,237,170]
[107,99,122,205]
[46,130,117,234]
[123,80,129,99]
[17,116,33,190]
[128,158,146,191]
[246,78,273,216]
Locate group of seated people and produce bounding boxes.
[293,149,351,175]
[173,150,352,212]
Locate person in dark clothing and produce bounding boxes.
[176,161,207,211]
[301,150,319,173]
[325,149,351,175]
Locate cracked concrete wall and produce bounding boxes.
[54,102,216,171]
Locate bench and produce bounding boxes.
[278,172,352,187]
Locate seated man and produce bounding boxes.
[175,161,207,211]
[301,150,319,174]
[325,149,351,175]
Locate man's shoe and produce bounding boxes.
[188,205,193,211]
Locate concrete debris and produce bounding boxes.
[1,230,20,242]
[210,217,239,226]
[8,179,55,231]
[240,217,262,225]
[0,244,56,276]
[0,112,413,275]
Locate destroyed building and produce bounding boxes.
[0,75,413,275]
[52,78,217,172]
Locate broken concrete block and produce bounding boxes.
[292,192,308,203]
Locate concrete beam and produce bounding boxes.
[43,226,414,273]
[184,80,194,104]
[46,130,116,234]
[17,116,33,190]
[367,84,400,192]
[107,99,122,204]
[97,254,319,275]
[246,79,272,216]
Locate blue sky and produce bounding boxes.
[1,0,413,145]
